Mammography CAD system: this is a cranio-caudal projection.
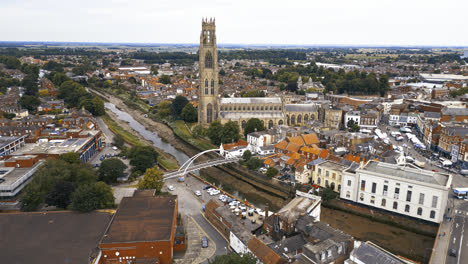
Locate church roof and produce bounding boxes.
[220,97,282,104]
[285,104,317,112]
[219,112,284,120]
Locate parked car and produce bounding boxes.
[203,185,212,190]
[202,236,208,248]
[449,249,457,257]
[195,190,201,196]
[168,185,175,191]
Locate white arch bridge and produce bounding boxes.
[163,148,239,181]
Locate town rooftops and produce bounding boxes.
[101,195,177,244]
[317,160,348,171]
[0,211,112,264]
[220,97,282,104]
[360,161,451,187]
[0,135,25,149]
[277,195,321,224]
[248,237,286,264]
[219,111,284,119]
[14,137,96,156]
[350,241,409,264]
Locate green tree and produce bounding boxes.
[244,118,265,137]
[207,121,224,145]
[266,167,278,178]
[192,125,204,138]
[80,96,105,116]
[69,182,114,212]
[58,80,88,107]
[346,119,360,132]
[128,146,159,172]
[98,158,128,184]
[45,181,76,209]
[171,95,189,118]
[159,75,172,84]
[222,121,240,144]
[242,150,252,162]
[19,95,40,112]
[59,152,81,164]
[2,112,16,119]
[51,72,70,87]
[246,157,263,171]
[321,188,337,203]
[20,184,43,211]
[137,167,165,192]
[209,252,257,264]
[157,101,172,119]
[219,69,226,76]
[22,74,39,96]
[113,134,125,149]
[181,103,198,122]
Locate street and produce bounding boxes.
[446,201,468,264]
[165,176,229,263]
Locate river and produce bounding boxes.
[105,102,275,210]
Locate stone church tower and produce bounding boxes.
[198,18,219,127]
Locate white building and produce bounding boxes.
[341,161,451,223]
[344,111,360,127]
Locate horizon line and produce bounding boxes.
[0,41,467,49]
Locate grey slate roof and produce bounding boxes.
[284,104,317,112]
[350,241,407,264]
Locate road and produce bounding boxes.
[446,201,468,264]
[165,177,229,262]
[164,158,239,180]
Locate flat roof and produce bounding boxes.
[0,211,112,264]
[0,161,42,188]
[0,135,24,149]
[361,161,450,186]
[101,195,177,244]
[14,137,93,156]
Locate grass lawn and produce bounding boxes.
[171,120,217,151]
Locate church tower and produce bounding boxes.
[198,18,219,127]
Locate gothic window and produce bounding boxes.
[211,87,214,94]
[261,106,264,111]
[205,79,208,87]
[211,79,214,87]
[291,115,295,125]
[278,120,283,125]
[297,115,302,123]
[205,88,208,95]
[417,207,423,216]
[205,51,213,68]
[268,120,273,129]
[405,204,410,213]
[304,114,309,122]
[207,103,213,123]
[430,210,436,219]
[242,120,246,129]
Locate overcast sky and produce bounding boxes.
[1,0,467,46]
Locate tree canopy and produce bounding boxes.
[128,146,159,173]
[69,182,115,212]
[244,118,265,137]
[208,252,257,264]
[171,95,189,118]
[98,158,128,184]
[207,121,240,146]
[181,103,198,123]
[137,167,164,192]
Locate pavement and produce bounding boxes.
[165,176,229,263]
[431,199,468,264]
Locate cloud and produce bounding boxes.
[0,0,467,46]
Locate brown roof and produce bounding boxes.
[101,195,177,244]
[287,136,305,145]
[274,140,288,150]
[301,133,319,145]
[222,139,248,151]
[286,143,301,153]
[248,237,286,264]
[0,211,112,264]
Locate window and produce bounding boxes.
[371,182,377,193]
[211,87,214,94]
[360,180,366,191]
[332,173,336,179]
[205,79,208,87]
[318,178,321,184]
[360,193,364,201]
[205,51,213,68]
[432,196,438,208]
[205,88,208,94]
[318,168,322,176]
[419,193,425,205]
[417,207,422,216]
[394,187,400,199]
[211,79,214,87]
[346,191,350,198]
[338,245,343,254]
[383,185,388,196]
[405,205,410,213]
[406,190,412,202]
[327,250,332,258]
[430,210,436,219]
[347,180,352,186]
[393,201,398,210]
[326,171,329,177]
[381,198,386,207]
[370,196,375,204]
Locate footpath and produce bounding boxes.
[430,204,455,264]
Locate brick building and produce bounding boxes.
[98,192,185,264]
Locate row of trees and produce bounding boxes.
[58,80,105,116]
[20,153,114,212]
[207,121,240,146]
